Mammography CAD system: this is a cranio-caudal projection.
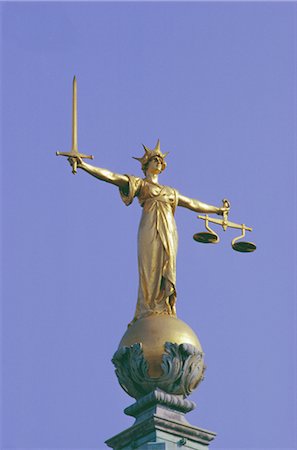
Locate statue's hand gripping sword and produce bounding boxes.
[56,76,94,174]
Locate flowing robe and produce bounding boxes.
[120,176,179,321]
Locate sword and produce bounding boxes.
[56,76,94,174]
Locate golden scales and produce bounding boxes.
[193,199,256,253]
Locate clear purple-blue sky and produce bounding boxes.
[1,2,296,449]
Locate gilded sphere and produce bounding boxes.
[119,315,203,377]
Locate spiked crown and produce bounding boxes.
[133,139,168,173]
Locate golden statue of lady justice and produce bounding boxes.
[57,78,258,325]
[69,141,228,322]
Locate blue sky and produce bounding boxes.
[1,2,296,449]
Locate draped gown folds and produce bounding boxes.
[120,175,179,322]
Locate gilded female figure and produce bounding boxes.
[69,140,228,323]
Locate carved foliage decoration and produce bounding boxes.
[112,343,150,399]
[112,342,205,399]
[160,342,205,396]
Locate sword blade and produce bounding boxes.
[72,76,78,152]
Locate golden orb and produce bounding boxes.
[119,315,203,377]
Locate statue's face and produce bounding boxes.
[147,156,163,175]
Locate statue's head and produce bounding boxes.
[133,139,168,175]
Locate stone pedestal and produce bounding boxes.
[105,390,216,450]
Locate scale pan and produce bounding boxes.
[193,232,218,244]
[232,241,256,253]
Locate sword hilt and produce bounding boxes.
[56,151,94,175]
[72,159,77,174]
